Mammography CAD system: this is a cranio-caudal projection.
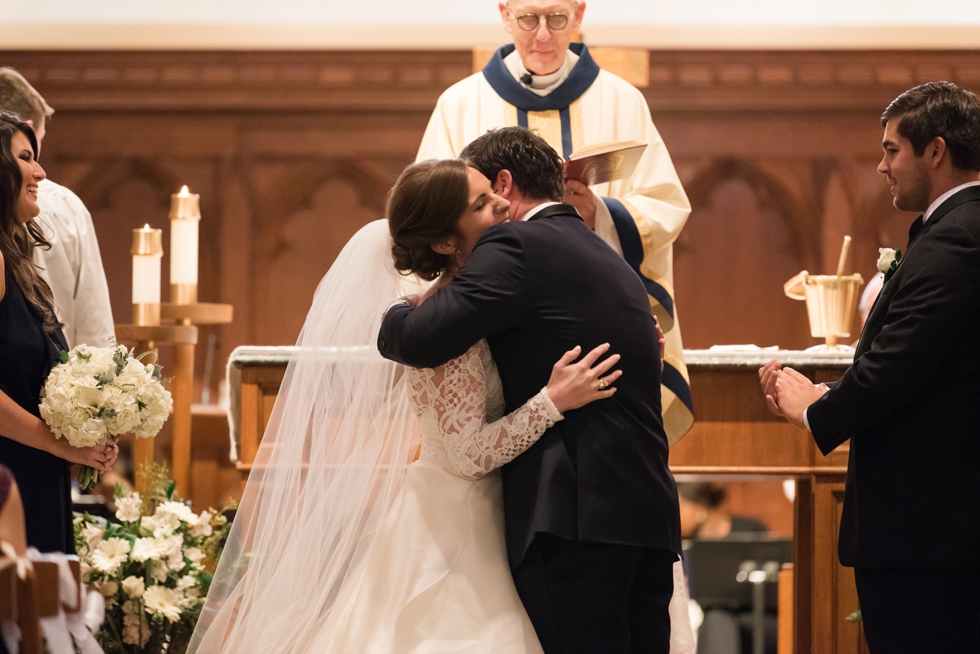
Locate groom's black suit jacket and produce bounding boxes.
[379,205,681,569]
[807,185,980,568]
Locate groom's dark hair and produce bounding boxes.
[882,81,980,171]
[460,127,565,202]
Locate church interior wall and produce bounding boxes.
[3,46,976,513]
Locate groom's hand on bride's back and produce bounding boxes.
[545,343,622,413]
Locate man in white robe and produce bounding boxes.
[417,0,693,441]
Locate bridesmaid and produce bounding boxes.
[0,111,115,553]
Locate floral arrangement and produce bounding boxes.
[877,247,902,282]
[40,343,173,489]
[74,465,234,654]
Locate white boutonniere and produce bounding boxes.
[877,247,902,282]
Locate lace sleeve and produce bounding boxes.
[423,350,563,480]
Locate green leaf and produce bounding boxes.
[60,349,70,364]
[166,480,176,500]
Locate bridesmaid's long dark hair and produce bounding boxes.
[0,111,58,331]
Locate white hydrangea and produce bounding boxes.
[122,575,145,599]
[160,535,186,572]
[143,585,183,623]
[187,511,213,538]
[176,575,202,607]
[184,547,206,571]
[143,511,181,538]
[39,345,172,451]
[81,523,104,550]
[91,537,131,576]
[157,501,195,524]
[130,537,168,563]
[115,493,143,523]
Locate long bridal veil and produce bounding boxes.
[188,220,426,654]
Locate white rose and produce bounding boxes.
[91,537,131,576]
[115,494,143,523]
[121,575,145,598]
[877,248,899,274]
[143,585,183,623]
[100,580,119,597]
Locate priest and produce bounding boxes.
[417,0,694,441]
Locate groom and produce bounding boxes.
[762,82,980,653]
[379,127,681,654]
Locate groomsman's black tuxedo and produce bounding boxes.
[806,184,980,652]
[379,204,681,654]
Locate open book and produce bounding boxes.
[565,140,647,186]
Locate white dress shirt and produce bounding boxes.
[33,179,115,349]
[520,201,560,221]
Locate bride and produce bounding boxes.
[189,159,692,654]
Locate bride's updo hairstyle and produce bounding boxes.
[387,159,469,281]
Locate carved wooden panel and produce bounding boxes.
[3,47,976,395]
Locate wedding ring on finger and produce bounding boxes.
[598,378,609,391]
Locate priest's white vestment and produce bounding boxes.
[417,43,693,442]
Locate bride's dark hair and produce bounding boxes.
[387,159,469,281]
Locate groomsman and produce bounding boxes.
[761,82,980,653]
[416,0,694,443]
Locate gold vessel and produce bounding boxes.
[784,271,864,351]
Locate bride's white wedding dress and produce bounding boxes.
[311,340,555,653]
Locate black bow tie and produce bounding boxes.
[907,215,924,248]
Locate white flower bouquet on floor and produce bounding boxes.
[40,343,173,490]
[75,466,234,654]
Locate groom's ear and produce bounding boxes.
[494,170,515,198]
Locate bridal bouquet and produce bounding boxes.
[75,467,233,654]
[40,343,173,490]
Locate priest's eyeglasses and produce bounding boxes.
[507,8,571,31]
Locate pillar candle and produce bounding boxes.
[132,224,163,304]
[169,185,201,287]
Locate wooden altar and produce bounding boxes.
[229,347,861,654]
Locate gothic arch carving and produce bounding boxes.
[682,157,820,271]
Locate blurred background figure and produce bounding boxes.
[678,482,768,540]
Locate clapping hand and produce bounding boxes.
[759,360,829,430]
[759,359,783,416]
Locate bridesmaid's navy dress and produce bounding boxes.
[0,269,72,553]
